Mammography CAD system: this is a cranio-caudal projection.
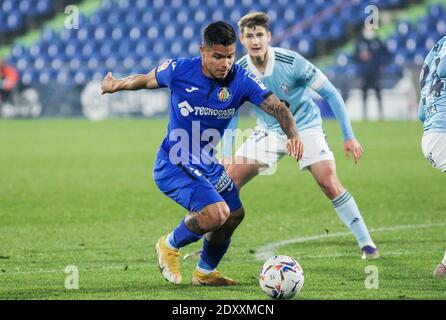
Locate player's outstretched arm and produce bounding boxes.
[309,72,363,163]
[101,68,159,94]
[258,94,303,161]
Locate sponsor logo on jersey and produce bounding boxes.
[304,66,317,83]
[247,72,267,90]
[214,170,233,193]
[186,87,199,93]
[185,165,203,177]
[178,101,195,116]
[216,87,232,102]
[194,106,236,119]
[178,100,235,119]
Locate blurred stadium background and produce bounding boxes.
[0,0,444,121]
[2,1,446,300]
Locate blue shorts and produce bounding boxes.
[153,157,242,213]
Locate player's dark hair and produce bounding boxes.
[202,21,237,47]
[238,12,270,33]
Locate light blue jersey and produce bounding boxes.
[222,47,354,157]
[419,36,446,133]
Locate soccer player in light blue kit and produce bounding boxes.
[418,35,446,278]
[222,12,379,259]
[101,21,303,285]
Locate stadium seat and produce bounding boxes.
[35,0,52,15]
[21,69,38,86]
[6,0,443,87]
[330,2,446,81]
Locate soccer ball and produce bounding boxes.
[259,255,304,299]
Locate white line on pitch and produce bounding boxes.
[255,222,446,261]
[303,250,409,259]
[0,265,141,276]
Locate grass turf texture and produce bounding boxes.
[0,119,445,300]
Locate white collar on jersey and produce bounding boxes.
[247,46,275,78]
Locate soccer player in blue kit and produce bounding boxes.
[222,12,379,260]
[101,21,303,285]
[418,35,446,278]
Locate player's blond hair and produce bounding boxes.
[238,12,270,34]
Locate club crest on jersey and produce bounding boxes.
[280,83,289,94]
[217,87,232,102]
[157,59,172,72]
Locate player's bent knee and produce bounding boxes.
[319,174,343,198]
[320,175,336,189]
[231,207,245,224]
[222,207,245,230]
[218,204,231,224]
[203,202,230,229]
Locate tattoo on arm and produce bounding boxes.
[259,94,298,138]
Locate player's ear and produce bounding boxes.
[199,45,206,58]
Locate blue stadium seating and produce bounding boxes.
[0,0,55,35]
[331,2,445,81]
[3,0,434,86]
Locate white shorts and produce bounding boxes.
[421,132,446,173]
[234,127,335,172]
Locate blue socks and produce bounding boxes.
[165,219,232,273]
[166,219,203,249]
[332,191,375,248]
[197,238,231,273]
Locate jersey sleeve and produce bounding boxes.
[242,71,272,107]
[292,53,321,87]
[316,80,355,141]
[154,58,177,88]
[438,56,446,78]
[291,52,354,140]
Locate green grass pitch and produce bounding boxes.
[0,119,445,300]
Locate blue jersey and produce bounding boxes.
[155,57,271,175]
[419,36,446,134]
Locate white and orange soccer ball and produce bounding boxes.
[259,255,304,299]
